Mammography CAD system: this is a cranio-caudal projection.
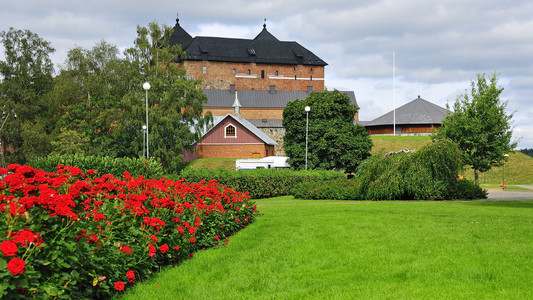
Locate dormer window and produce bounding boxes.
[225,124,236,138]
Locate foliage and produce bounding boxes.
[291,178,361,200]
[353,139,486,200]
[50,128,91,155]
[27,154,164,179]
[432,73,517,184]
[0,28,55,164]
[180,168,345,199]
[283,90,372,173]
[121,22,212,173]
[0,164,259,298]
[519,148,533,158]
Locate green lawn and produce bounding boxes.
[118,197,533,299]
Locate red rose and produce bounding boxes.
[114,281,125,291]
[7,257,26,276]
[189,236,196,243]
[151,235,158,243]
[126,270,135,283]
[1,240,18,257]
[159,244,169,253]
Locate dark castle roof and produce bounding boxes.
[365,96,450,126]
[170,20,327,66]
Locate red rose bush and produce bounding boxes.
[0,164,259,298]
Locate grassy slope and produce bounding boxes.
[119,197,533,299]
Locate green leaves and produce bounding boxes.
[433,73,517,184]
[283,90,372,173]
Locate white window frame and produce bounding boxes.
[224,124,237,138]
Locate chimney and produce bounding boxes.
[230,84,236,94]
[269,85,276,94]
[307,86,313,93]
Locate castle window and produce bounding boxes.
[275,70,279,76]
[294,75,297,80]
[310,68,313,72]
[202,66,207,74]
[225,124,236,138]
[232,68,236,74]
[247,69,251,75]
[261,70,265,79]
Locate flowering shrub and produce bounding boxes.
[0,164,259,298]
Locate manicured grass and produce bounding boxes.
[118,197,533,299]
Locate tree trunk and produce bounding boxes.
[474,169,479,185]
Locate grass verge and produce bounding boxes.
[118,197,533,299]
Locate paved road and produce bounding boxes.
[486,185,533,201]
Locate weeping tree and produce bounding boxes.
[432,73,517,184]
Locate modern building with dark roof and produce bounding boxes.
[364,96,450,135]
[170,17,327,92]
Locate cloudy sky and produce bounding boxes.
[1,0,532,148]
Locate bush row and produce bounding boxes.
[28,154,164,179]
[0,164,259,298]
[179,168,345,199]
[292,139,487,201]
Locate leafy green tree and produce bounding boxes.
[283,90,372,173]
[122,22,212,172]
[51,128,90,155]
[0,28,55,163]
[50,41,135,157]
[432,73,517,184]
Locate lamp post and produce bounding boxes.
[142,125,147,158]
[502,153,509,186]
[305,106,310,170]
[143,82,150,158]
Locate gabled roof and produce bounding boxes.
[365,96,450,126]
[206,114,278,146]
[203,90,358,109]
[170,20,327,66]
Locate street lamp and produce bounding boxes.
[142,125,147,158]
[305,105,311,170]
[143,82,150,158]
[502,153,510,187]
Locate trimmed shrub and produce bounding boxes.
[179,168,345,199]
[28,154,164,179]
[291,178,361,200]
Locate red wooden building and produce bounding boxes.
[183,110,278,161]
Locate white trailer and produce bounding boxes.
[236,156,290,171]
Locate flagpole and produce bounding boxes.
[393,51,396,136]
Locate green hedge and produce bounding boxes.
[179,168,345,199]
[28,154,164,179]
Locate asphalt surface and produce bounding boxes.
[485,185,533,201]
